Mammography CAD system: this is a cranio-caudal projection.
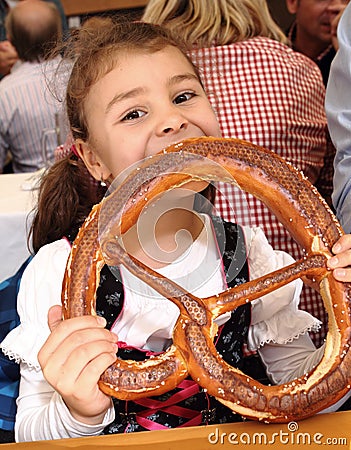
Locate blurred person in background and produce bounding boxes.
[0,0,66,173]
[0,0,67,79]
[326,2,351,233]
[286,0,349,85]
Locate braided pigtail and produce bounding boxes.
[29,155,106,254]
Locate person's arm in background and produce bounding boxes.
[325,2,351,233]
[0,0,17,78]
[0,39,17,76]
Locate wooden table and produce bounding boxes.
[61,0,148,16]
[2,411,350,449]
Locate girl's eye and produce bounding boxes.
[173,92,195,104]
[122,109,145,121]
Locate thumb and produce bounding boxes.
[47,305,63,332]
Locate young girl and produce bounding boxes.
[1,18,351,442]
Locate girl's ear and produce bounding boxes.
[75,139,111,182]
[286,0,298,15]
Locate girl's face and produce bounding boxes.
[78,45,221,181]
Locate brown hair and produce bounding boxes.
[29,157,106,253]
[29,18,203,253]
[66,17,196,142]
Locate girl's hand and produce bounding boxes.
[38,305,118,425]
[328,234,351,282]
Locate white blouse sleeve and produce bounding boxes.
[0,239,115,442]
[1,239,70,368]
[244,226,321,351]
[243,227,351,412]
[16,362,115,442]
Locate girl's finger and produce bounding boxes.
[47,305,64,332]
[332,234,351,254]
[49,339,118,393]
[330,267,351,283]
[63,353,117,420]
[328,249,351,269]
[63,348,117,393]
[38,315,113,367]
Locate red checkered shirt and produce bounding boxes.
[191,37,330,346]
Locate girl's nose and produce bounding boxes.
[162,124,187,134]
[156,110,188,136]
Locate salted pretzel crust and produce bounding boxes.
[62,137,351,422]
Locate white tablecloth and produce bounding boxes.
[0,172,38,282]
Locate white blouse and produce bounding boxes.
[1,218,328,441]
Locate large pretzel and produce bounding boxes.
[62,137,351,423]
